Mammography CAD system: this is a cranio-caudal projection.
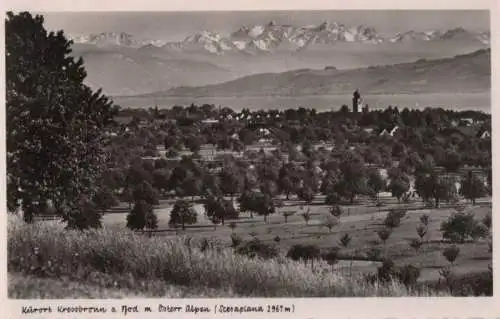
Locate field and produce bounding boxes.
[8,214,447,298]
[100,193,492,283]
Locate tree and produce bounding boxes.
[282,211,295,224]
[132,181,159,206]
[388,177,410,202]
[459,171,487,205]
[126,200,157,231]
[415,173,457,208]
[6,12,118,228]
[329,204,343,217]
[92,186,118,214]
[152,169,171,194]
[367,168,386,200]
[440,150,462,173]
[204,196,238,225]
[440,212,485,243]
[297,186,315,204]
[322,215,339,233]
[442,245,460,266]
[169,200,197,230]
[377,228,392,245]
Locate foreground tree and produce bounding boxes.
[6,12,118,228]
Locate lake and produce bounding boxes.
[112,92,490,113]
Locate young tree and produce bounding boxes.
[459,171,487,205]
[442,245,460,266]
[322,215,339,233]
[6,12,118,228]
[169,200,197,230]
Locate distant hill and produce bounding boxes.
[143,49,490,98]
[70,43,236,96]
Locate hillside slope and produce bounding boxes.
[153,49,490,97]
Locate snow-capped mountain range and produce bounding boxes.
[69,22,490,55]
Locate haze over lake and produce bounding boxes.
[113,92,490,113]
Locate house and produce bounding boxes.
[201,119,219,125]
[479,130,491,139]
[379,125,399,137]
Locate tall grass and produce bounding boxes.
[8,215,445,297]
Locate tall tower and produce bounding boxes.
[352,89,361,113]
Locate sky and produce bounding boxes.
[40,10,490,41]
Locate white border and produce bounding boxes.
[0,1,498,319]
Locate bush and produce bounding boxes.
[384,210,405,229]
[442,245,460,265]
[339,233,351,247]
[287,244,321,265]
[377,259,398,282]
[230,233,242,248]
[329,204,342,217]
[366,247,382,261]
[235,238,279,260]
[397,264,421,287]
[321,247,340,265]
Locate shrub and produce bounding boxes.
[339,233,351,247]
[287,244,321,266]
[321,247,340,266]
[235,238,279,260]
[273,236,281,244]
[397,264,421,288]
[230,233,242,248]
[470,223,489,241]
[384,210,405,229]
[377,259,398,282]
[442,245,460,265]
[366,247,382,261]
[329,204,342,217]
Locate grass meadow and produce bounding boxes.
[8,214,445,298]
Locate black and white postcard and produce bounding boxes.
[2,0,498,318]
